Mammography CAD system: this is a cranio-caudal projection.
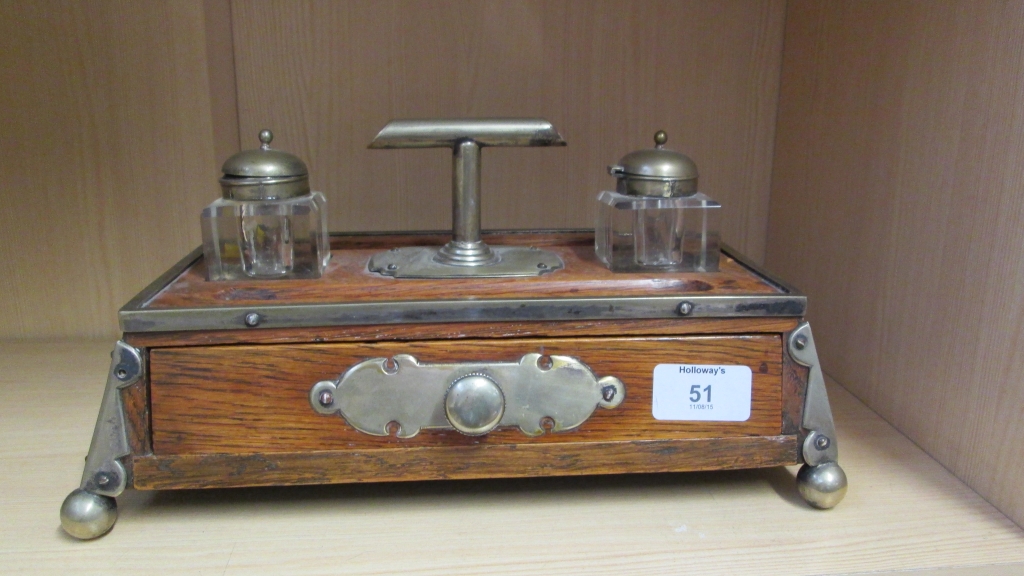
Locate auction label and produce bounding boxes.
[652,364,752,421]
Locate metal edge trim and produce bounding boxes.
[119,294,806,333]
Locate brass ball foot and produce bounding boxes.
[797,461,848,510]
[60,488,117,540]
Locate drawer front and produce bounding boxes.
[149,335,783,455]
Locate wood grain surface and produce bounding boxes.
[124,317,800,348]
[6,341,1024,575]
[131,437,799,490]
[229,0,785,262]
[144,233,783,309]
[0,0,221,339]
[122,378,151,458]
[148,336,783,455]
[781,346,809,436]
[767,0,1024,528]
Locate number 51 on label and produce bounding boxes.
[689,384,712,403]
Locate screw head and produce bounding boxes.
[815,435,831,450]
[794,334,808,350]
[244,312,261,327]
[677,301,694,316]
[601,385,617,402]
[318,390,334,407]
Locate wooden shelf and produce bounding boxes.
[2,340,1022,575]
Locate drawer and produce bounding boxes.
[148,335,784,455]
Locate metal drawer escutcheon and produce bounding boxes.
[309,353,625,437]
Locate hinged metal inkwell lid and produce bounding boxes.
[608,130,699,197]
[219,129,310,200]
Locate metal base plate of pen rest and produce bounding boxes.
[61,229,847,541]
[368,244,565,278]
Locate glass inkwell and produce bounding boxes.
[596,131,720,272]
[201,129,330,280]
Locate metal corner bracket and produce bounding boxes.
[787,322,838,466]
[79,340,143,496]
[787,322,848,509]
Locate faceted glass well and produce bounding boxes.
[595,190,720,272]
[201,192,329,281]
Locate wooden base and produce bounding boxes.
[118,232,810,493]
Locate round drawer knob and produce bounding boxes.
[444,373,505,436]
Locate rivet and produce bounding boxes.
[95,472,113,488]
[794,334,808,350]
[386,263,398,271]
[318,390,334,407]
[537,262,548,269]
[815,435,831,450]
[244,312,261,327]
[115,367,129,380]
[677,301,694,316]
[601,385,617,402]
